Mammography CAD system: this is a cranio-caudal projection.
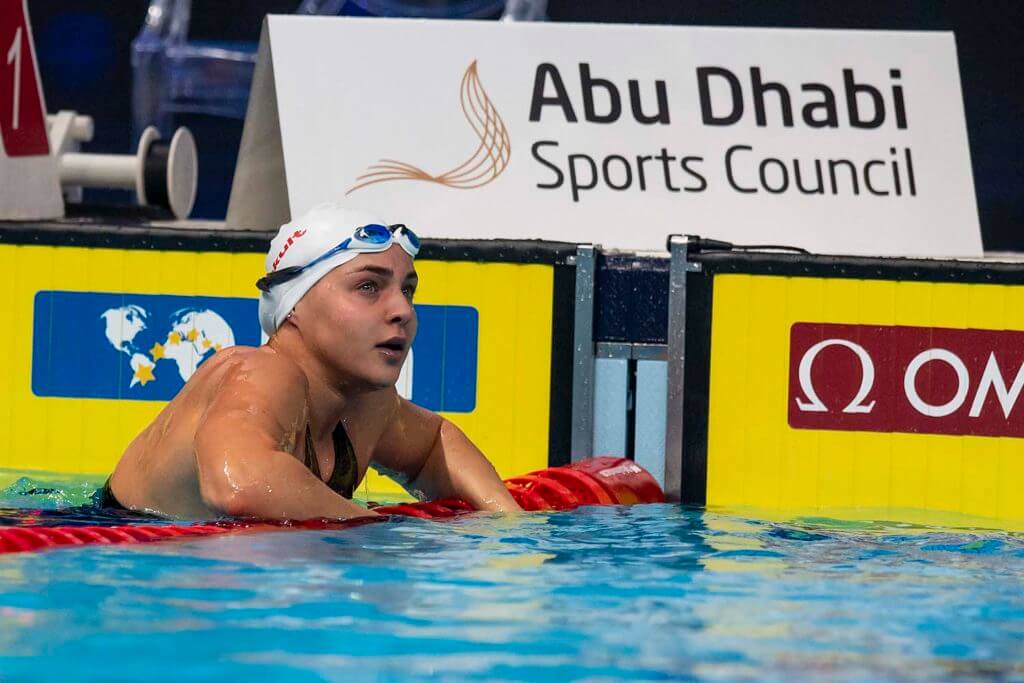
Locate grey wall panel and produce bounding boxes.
[592,357,628,456]
[634,359,667,486]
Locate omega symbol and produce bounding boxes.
[795,338,876,414]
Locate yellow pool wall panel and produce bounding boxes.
[705,273,1024,523]
[0,243,553,498]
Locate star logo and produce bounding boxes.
[133,363,155,386]
[149,342,165,359]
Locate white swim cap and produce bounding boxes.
[258,203,389,337]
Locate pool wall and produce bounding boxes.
[693,250,1024,523]
[5,219,1024,526]
[570,241,1024,525]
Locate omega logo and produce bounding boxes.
[788,323,1024,438]
[795,339,876,414]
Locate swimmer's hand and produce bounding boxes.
[374,400,522,513]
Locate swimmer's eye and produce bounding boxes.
[357,281,379,294]
[402,285,416,300]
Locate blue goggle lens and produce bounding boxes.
[356,224,392,244]
[403,227,421,251]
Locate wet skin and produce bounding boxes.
[107,246,521,520]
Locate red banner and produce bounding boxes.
[788,323,1024,438]
[0,0,49,157]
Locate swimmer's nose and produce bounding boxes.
[386,289,415,327]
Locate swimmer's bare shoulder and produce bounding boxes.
[193,346,309,495]
[171,345,310,445]
[191,346,374,521]
[197,344,310,426]
[113,346,308,516]
[188,344,297,398]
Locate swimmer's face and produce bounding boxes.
[295,245,418,389]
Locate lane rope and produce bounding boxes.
[0,457,664,555]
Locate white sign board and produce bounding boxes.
[229,16,981,258]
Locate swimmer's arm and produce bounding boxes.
[374,398,521,513]
[194,357,376,521]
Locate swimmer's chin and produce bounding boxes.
[363,369,406,390]
[332,366,402,391]
[362,375,403,391]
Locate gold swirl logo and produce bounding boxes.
[346,60,511,195]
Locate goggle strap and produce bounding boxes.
[257,223,419,291]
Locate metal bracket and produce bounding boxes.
[595,342,668,361]
[570,244,597,462]
[663,235,691,501]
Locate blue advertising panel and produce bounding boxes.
[32,291,476,412]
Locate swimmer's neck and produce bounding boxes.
[266,331,374,439]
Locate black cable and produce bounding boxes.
[729,243,811,254]
[684,235,810,255]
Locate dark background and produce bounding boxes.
[26,1,1023,249]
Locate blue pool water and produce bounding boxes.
[1,478,1023,682]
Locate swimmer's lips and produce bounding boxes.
[375,336,408,361]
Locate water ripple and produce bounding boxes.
[0,496,1022,680]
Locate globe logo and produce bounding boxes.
[100,305,236,388]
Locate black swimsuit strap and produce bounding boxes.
[97,476,128,510]
[304,423,358,499]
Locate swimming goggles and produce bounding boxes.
[256,223,420,292]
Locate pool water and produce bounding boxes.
[1,477,1023,682]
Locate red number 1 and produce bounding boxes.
[0,0,49,156]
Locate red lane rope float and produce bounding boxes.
[0,457,664,555]
[370,456,662,514]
